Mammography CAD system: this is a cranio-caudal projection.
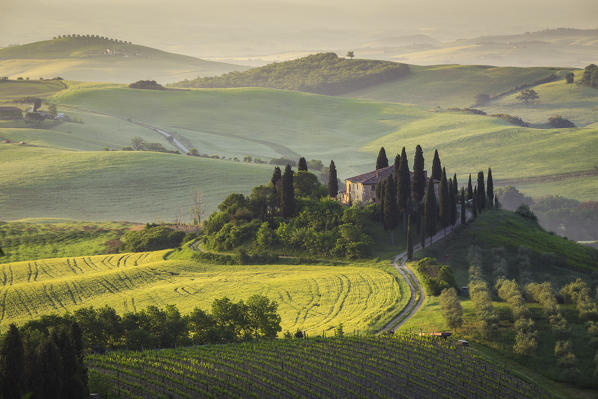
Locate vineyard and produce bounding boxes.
[0,251,408,334]
[87,334,549,399]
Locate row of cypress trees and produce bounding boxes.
[0,322,87,399]
[374,146,496,255]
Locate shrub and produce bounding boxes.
[439,288,463,329]
[120,226,185,252]
[128,80,165,90]
[515,205,537,222]
[548,115,575,128]
[415,258,456,296]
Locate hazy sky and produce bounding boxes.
[2,0,597,57]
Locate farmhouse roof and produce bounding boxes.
[346,165,394,185]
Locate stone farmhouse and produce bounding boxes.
[340,164,434,205]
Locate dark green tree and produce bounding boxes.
[35,335,64,399]
[407,214,414,259]
[328,160,338,198]
[280,164,295,217]
[473,187,478,219]
[424,177,437,245]
[460,188,466,225]
[477,171,486,211]
[397,147,411,229]
[467,174,473,200]
[383,176,399,244]
[271,166,281,186]
[0,324,25,399]
[565,72,574,84]
[431,149,442,181]
[487,168,494,208]
[298,157,308,171]
[516,89,539,104]
[449,178,457,226]
[438,168,450,236]
[376,147,389,170]
[412,145,426,202]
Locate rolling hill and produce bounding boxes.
[343,64,569,108]
[0,145,272,222]
[49,84,598,201]
[0,36,245,83]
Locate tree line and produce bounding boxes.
[372,145,496,256]
[0,322,88,399]
[53,34,132,44]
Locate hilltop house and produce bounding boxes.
[340,164,434,205]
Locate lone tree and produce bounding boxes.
[383,176,399,244]
[477,171,486,211]
[131,136,145,150]
[412,145,426,202]
[328,160,338,198]
[280,164,295,217]
[346,51,355,59]
[431,149,442,181]
[298,157,308,171]
[565,72,574,84]
[271,166,282,186]
[467,174,473,200]
[376,147,389,170]
[487,168,494,208]
[516,89,539,104]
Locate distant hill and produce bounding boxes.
[383,28,598,68]
[0,36,246,83]
[172,52,410,95]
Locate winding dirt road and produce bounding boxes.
[381,224,460,333]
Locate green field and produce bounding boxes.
[0,219,135,263]
[343,64,567,107]
[480,70,598,126]
[0,37,244,83]
[0,249,408,335]
[0,145,272,221]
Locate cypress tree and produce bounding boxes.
[298,157,308,171]
[271,166,281,186]
[449,177,457,226]
[487,168,494,208]
[473,187,478,219]
[383,176,399,244]
[328,160,338,198]
[460,188,466,225]
[431,149,442,181]
[467,174,473,200]
[477,171,486,211]
[412,145,426,202]
[424,177,437,245]
[453,173,458,197]
[407,214,413,260]
[397,147,411,229]
[37,335,64,399]
[495,196,500,209]
[376,147,389,170]
[281,164,295,217]
[0,324,25,399]
[438,168,449,236]
[393,153,401,186]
